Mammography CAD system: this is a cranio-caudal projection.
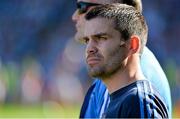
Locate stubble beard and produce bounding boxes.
[87,44,127,79]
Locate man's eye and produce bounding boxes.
[81,38,89,44]
[98,36,108,40]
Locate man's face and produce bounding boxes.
[83,18,129,78]
[72,0,116,41]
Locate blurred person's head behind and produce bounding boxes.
[72,0,142,42]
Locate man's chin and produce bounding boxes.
[89,72,101,78]
[88,67,104,78]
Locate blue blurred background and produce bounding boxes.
[0,0,180,117]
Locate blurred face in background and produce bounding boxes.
[72,0,118,41]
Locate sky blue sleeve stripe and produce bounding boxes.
[100,89,109,118]
[104,91,110,113]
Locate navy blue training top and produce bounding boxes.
[79,47,171,118]
[104,80,168,118]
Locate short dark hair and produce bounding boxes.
[112,0,142,12]
[85,4,148,54]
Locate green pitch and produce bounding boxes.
[0,104,80,118]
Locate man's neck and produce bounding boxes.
[103,55,145,94]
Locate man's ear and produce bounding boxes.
[129,35,140,53]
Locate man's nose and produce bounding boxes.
[72,10,79,22]
[86,40,98,55]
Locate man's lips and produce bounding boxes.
[87,57,101,66]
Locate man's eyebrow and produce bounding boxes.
[82,36,88,40]
[93,33,108,37]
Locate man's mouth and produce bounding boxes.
[87,57,101,66]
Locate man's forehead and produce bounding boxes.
[84,18,115,36]
[77,0,112,4]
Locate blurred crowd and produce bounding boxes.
[0,0,179,117]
